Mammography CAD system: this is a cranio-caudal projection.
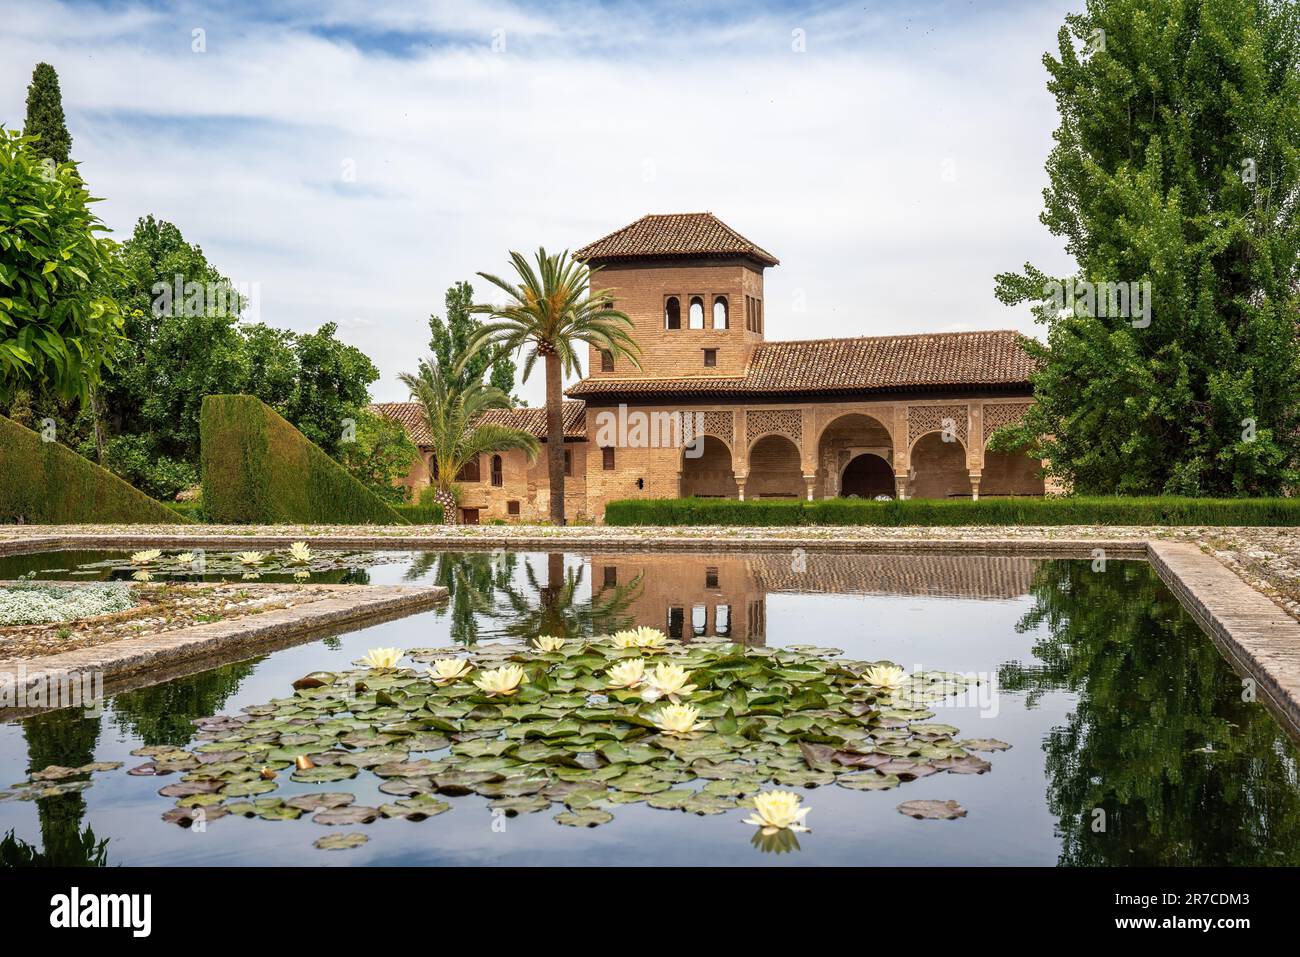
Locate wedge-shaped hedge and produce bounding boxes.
[0,414,191,524]
[604,496,1300,527]
[200,395,407,525]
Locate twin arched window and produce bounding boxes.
[665,294,730,330]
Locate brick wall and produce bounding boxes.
[587,259,766,378]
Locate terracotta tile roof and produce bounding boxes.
[576,212,779,267]
[566,330,1037,398]
[368,400,586,447]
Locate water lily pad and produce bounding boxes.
[285,792,355,811]
[292,765,359,784]
[837,771,901,790]
[897,799,967,820]
[489,795,552,815]
[313,805,380,825]
[959,738,1011,752]
[554,808,614,827]
[646,789,695,810]
[314,832,368,850]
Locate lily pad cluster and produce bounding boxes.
[54,549,409,582]
[16,636,1007,850]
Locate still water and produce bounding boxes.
[1,548,1297,866]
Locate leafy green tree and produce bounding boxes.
[282,321,379,456]
[336,408,418,502]
[23,63,73,165]
[994,0,1300,495]
[0,130,123,405]
[397,361,539,524]
[467,249,639,524]
[427,280,516,396]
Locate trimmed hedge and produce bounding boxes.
[604,496,1300,527]
[0,413,192,524]
[200,395,408,525]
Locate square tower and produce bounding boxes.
[575,212,778,379]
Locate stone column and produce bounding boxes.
[803,473,817,501]
[735,470,748,501]
[894,471,909,501]
[969,469,982,501]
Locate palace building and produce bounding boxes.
[373,212,1045,523]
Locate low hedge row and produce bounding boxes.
[0,413,192,524]
[603,496,1300,527]
[200,395,408,525]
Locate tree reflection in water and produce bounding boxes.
[1002,559,1300,866]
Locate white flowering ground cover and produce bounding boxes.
[0,583,136,626]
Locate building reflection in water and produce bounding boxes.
[590,552,1040,646]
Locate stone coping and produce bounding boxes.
[0,583,446,718]
[1149,542,1300,737]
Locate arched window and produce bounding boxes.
[688,296,705,329]
[491,454,503,487]
[713,296,728,329]
[664,296,681,330]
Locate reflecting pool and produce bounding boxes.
[1,549,1298,866]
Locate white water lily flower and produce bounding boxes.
[862,664,907,690]
[428,658,473,686]
[651,703,708,736]
[132,569,153,582]
[474,664,528,697]
[744,790,811,834]
[237,551,265,566]
[360,647,403,670]
[175,552,194,564]
[606,658,646,689]
[130,549,161,565]
[288,542,313,564]
[611,627,669,651]
[534,635,566,652]
[641,662,697,703]
[293,569,311,580]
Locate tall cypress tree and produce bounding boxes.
[995,0,1300,496]
[23,62,73,164]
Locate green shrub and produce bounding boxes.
[392,502,438,524]
[603,496,1300,527]
[103,434,198,501]
[200,395,407,525]
[0,413,191,524]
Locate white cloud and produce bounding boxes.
[0,0,1080,406]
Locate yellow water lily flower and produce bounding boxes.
[293,569,311,580]
[651,703,708,736]
[611,627,669,651]
[606,658,646,689]
[288,542,313,564]
[641,662,697,703]
[473,664,528,697]
[237,551,265,566]
[534,635,566,652]
[862,664,907,690]
[130,549,161,565]
[428,658,473,686]
[743,790,811,834]
[175,552,195,564]
[360,647,403,670]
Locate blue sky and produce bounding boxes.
[1,0,1080,405]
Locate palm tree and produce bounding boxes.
[465,248,640,525]
[398,361,540,524]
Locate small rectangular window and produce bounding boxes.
[705,566,718,589]
[602,446,615,470]
[603,566,618,588]
[507,500,520,516]
[703,348,717,368]
[563,448,573,477]
[600,350,613,372]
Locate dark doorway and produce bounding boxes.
[840,454,894,498]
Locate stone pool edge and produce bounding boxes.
[1149,541,1300,735]
[0,583,447,713]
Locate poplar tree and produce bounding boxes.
[995,0,1300,495]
